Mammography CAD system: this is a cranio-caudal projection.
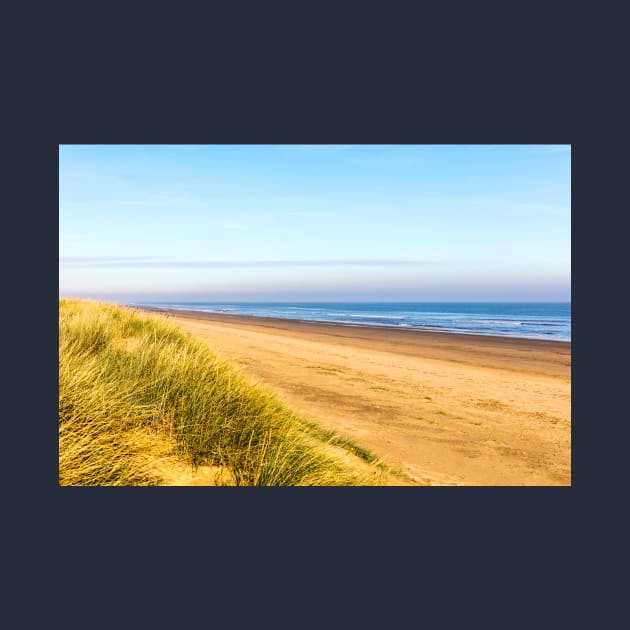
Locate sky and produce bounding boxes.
[59,144,571,302]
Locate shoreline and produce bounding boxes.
[137,305,571,485]
[136,306,571,347]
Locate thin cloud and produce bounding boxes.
[281,210,339,218]
[468,198,570,215]
[60,257,434,269]
[541,145,571,153]
[464,144,570,154]
[60,256,167,263]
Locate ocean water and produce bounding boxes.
[130,301,571,342]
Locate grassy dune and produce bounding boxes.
[59,299,389,486]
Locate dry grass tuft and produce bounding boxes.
[59,299,385,486]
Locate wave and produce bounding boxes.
[453,319,523,326]
[325,312,405,319]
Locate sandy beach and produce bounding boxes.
[141,308,571,486]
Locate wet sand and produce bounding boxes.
[141,308,571,486]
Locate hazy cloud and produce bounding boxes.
[60,257,433,269]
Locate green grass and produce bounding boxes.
[59,299,389,486]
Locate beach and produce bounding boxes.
[141,308,571,486]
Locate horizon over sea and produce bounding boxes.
[129,301,571,342]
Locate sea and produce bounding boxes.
[130,301,571,342]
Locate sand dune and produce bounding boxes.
[144,309,571,486]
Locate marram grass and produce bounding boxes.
[59,299,389,486]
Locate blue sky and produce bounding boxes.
[59,145,571,302]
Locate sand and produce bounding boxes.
[141,308,571,486]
